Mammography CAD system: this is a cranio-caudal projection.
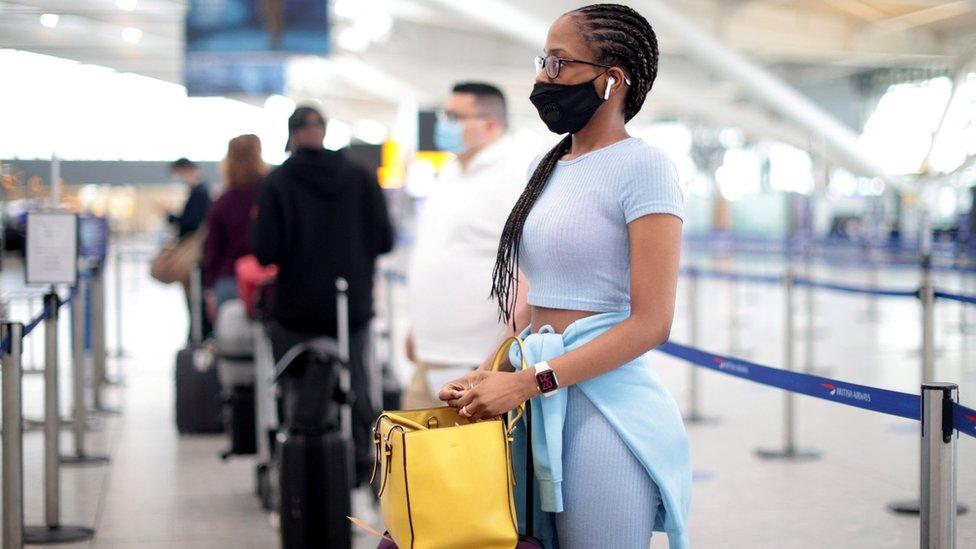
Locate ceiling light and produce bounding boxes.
[122,27,143,44]
[116,0,138,11]
[39,13,59,28]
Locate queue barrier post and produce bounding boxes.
[683,268,716,424]
[61,277,110,467]
[920,383,959,548]
[24,291,95,543]
[755,269,821,462]
[2,322,25,549]
[91,265,118,414]
[920,265,936,384]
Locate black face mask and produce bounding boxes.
[530,74,605,135]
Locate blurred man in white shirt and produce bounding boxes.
[404,82,531,408]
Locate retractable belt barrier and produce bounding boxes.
[657,341,924,421]
[933,290,976,306]
[686,265,976,306]
[0,286,77,355]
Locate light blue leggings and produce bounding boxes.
[554,386,661,549]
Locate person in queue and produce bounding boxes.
[438,4,691,548]
[250,105,394,485]
[202,134,267,321]
[403,82,533,409]
[161,157,212,339]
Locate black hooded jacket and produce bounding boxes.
[250,147,394,335]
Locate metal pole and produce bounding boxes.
[683,268,714,424]
[62,279,110,466]
[920,383,958,549]
[783,270,796,453]
[755,269,820,461]
[2,322,25,549]
[112,246,124,357]
[27,295,39,373]
[958,256,969,334]
[91,266,106,411]
[921,262,936,384]
[688,268,700,414]
[336,278,352,439]
[728,274,740,356]
[43,292,59,527]
[50,153,61,207]
[71,280,88,456]
[190,267,203,346]
[90,265,117,414]
[24,293,94,542]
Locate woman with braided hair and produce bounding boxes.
[438,4,690,548]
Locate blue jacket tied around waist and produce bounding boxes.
[510,311,691,549]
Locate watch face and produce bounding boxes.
[536,370,558,393]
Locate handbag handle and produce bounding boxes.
[489,336,529,437]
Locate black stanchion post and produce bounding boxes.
[919,383,960,548]
[62,279,110,467]
[2,322,25,549]
[24,291,95,543]
[756,270,820,461]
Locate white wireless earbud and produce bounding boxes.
[604,76,616,100]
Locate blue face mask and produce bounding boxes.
[434,118,465,153]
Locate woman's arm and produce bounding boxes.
[453,213,682,419]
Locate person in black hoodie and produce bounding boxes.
[251,106,394,484]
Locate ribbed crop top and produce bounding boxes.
[519,137,684,312]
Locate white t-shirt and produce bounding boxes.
[407,136,532,365]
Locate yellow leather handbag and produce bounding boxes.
[372,337,527,549]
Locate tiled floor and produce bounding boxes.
[1,246,974,548]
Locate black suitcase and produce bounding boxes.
[175,345,224,433]
[277,278,355,549]
[175,268,223,434]
[279,429,353,549]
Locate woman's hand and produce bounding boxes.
[440,369,538,421]
[437,370,483,407]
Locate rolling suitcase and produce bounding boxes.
[216,299,257,457]
[277,279,354,549]
[175,268,223,434]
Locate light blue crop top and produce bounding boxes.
[519,137,683,312]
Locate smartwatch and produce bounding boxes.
[533,361,559,398]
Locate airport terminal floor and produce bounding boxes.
[2,241,973,548]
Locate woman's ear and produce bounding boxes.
[604,67,628,100]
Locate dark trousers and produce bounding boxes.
[269,322,376,485]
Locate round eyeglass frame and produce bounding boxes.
[534,54,612,79]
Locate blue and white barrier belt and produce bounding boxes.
[0,287,78,355]
[657,341,976,438]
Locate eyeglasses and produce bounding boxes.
[534,54,612,79]
[438,110,489,123]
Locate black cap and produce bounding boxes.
[170,157,196,170]
[286,106,326,152]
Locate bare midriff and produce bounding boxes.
[529,305,598,334]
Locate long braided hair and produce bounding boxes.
[489,3,660,325]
